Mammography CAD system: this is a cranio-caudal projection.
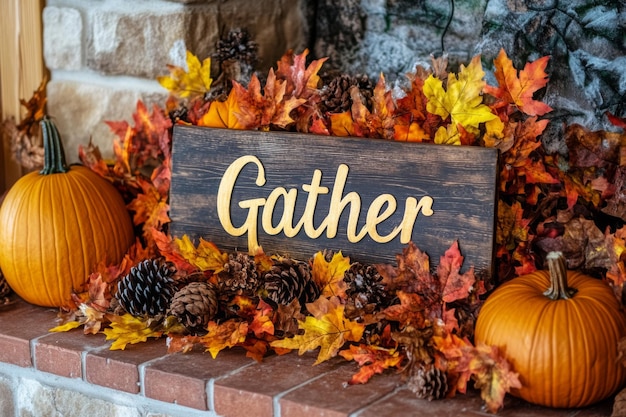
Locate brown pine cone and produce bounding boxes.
[263,257,320,307]
[407,365,448,401]
[319,73,374,114]
[168,281,218,333]
[344,262,388,320]
[217,252,260,298]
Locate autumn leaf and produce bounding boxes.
[249,299,275,338]
[485,49,552,116]
[275,49,327,99]
[379,291,426,328]
[152,230,199,275]
[198,87,245,129]
[434,124,461,145]
[423,55,497,134]
[50,321,82,333]
[198,320,249,358]
[311,251,351,299]
[339,344,403,384]
[127,179,171,244]
[393,69,432,142]
[376,241,436,295]
[158,50,213,99]
[329,110,356,137]
[167,334,202,354]
[437,241,476,303]
[103,314,163,350]
[271,296,365,364]
[173,235,229,273]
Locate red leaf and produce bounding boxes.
[437,241,476,303]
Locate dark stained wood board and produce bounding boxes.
[169,125,499,277]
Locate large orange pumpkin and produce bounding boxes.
[0,118,134,307]
[475,251,626,408]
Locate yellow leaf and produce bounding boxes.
[198,88,245,130]
[311,251,350,298]
[103,314,162,350]
[157,50,213,99]
[49,321,82,332]
[423,55,496,134]
[434,124,461,146]
[270,296,365,364]
[174,235,229,273]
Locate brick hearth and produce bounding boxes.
[0,297,614,416]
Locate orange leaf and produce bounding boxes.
[437,241,476,303]
[379,291,426,328]
[199,320,249,358]
[173,235,229,273]
[339,344,403,384]
[198,88,245,130]
[485,49,552,116]
[329,110,356,137]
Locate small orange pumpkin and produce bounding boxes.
[475,251,626,408]
[0,118,134,307]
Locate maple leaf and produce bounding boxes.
[198,320,249,358]
[127,179,171,245]
[393,69,432,142]
[275,49,327,99]
[157,50,213,99]
[232,70,306,130]
[376,241,436,295]
[339,344,403,385]
[379,291,426,328]
[437,241,476,303]
[484,49,552,116]
[329,110,357,137]
[173,234,229,273]
[198,87,245,129]
[423,55,497,134]
[152,230,198,275]
[271,296,365,364]
[49,321,82,333]
[103,314,163,350]
[311,251,351,299]
[434,124,461,145]
[166,334,202,354]
[249,299,275,338]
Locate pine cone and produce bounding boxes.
[319,73,374,114]
[344,262,388,319]
[217,252,260,298]
[115,259,176,317]
[215,28,258,67]
[263,258,320,307]
[169,282,218,333]
[407,366,448,401]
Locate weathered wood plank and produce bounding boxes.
[169,126,499,277]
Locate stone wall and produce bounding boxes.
[43,0,625,161]
[43,0,312,162]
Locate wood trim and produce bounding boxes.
[0,0,46,193]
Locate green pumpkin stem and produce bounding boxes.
[543,251,578,300]
[40,117,70,175]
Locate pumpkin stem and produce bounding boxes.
[543,251,578,300]
[40,117,69,175]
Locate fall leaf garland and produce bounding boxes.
[37,45,626,414]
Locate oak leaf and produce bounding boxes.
[423,55,497,134]
[271,296,365,364]
[485,49,552,116]
[339,344,403,384]
[157,50,213,99]
[311,251,351,299]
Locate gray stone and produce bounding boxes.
[46,78,167,163]
[43,6,83,70]
[15,378,141,417]
[0,375,15,417]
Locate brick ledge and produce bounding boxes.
[0,298,616,417]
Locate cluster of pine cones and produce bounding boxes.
[114,253,383,333]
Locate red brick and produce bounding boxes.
[279,364,402,417]
[34,329,108,379]
[85,339,168,393]
[214,352,348,417]
[0,298,59,367]
[144,347,252,410]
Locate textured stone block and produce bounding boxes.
[46,78,167,163]
[0,376,15,417]
[43,6,83,70]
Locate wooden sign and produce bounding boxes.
[169,126,499,276]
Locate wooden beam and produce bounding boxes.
[0,0,46,193]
